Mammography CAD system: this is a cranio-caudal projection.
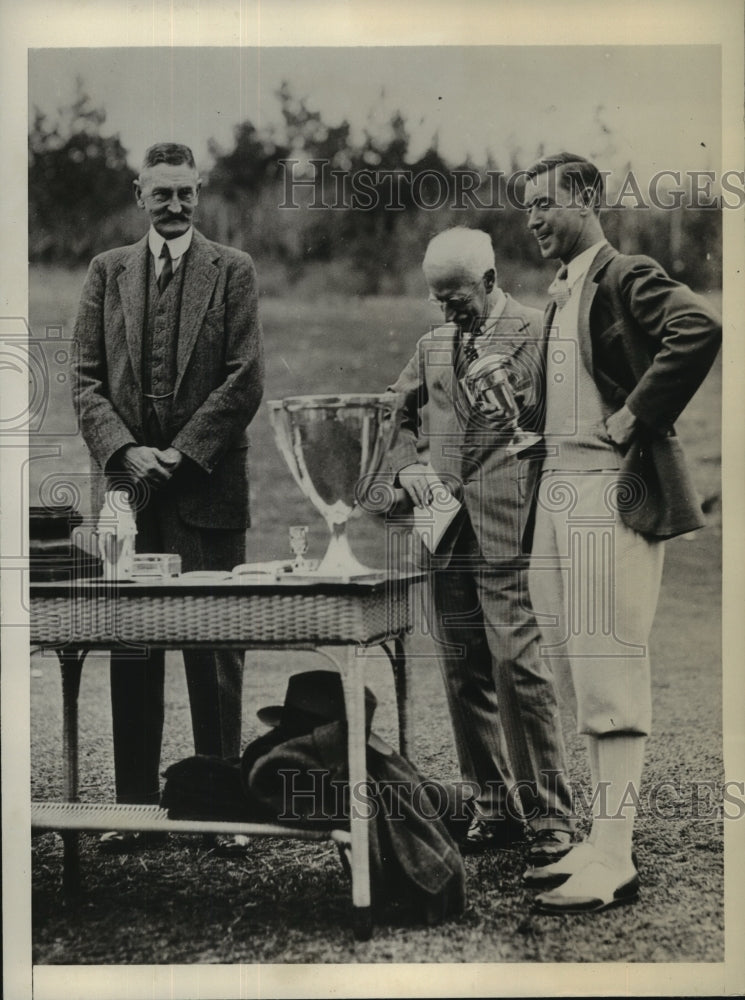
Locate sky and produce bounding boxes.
[28,45,722,189]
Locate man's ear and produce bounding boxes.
[133,179,144,208]
[483,268,496,293]
[578,184,599,213]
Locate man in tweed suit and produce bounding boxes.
[520,153,721,912]
[72,142,264,848]
[387,228,575,862]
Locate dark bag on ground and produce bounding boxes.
[160,755,274,823]
[161,669,468,924]
[246,720,468,923]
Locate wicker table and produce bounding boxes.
[30,571,421,941]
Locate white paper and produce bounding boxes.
[412,473,462,553]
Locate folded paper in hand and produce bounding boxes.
[412,473,462,553]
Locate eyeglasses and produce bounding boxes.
[427,276,483,312]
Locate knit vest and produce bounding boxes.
[543,284,621,473]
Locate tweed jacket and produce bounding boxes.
[72,229,265,529]
[550,243,721,538]
[386,293,545,565]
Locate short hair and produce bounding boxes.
[141,142,197,172]
[525,152,604,213]
[422,227,496,284]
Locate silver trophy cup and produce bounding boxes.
[267,394,402,577]
[465,353,542,455]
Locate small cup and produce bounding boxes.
[289,525,309,570]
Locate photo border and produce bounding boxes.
[2,2,743,998]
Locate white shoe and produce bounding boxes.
[523,841,598,887]
[533,857,639,914]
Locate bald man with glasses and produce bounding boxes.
[386,227,575,865]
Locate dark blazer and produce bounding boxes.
[549,243,721,539]
[72,229,265,529]
[386,294,545,565]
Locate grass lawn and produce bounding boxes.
[28,265,724,965]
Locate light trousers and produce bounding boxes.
[528,470,665,736]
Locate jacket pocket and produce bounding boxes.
[204,303,226,324]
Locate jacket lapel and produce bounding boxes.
[576,243,618,372]
[175,230,220,396]
[480,294,533,355]
[115,235,149,393]
[426,323,459,406]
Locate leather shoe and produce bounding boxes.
[459,816,526,855]
[524,843,639,888]
[98,830,168,853]
[523,841,596,888]
[527,829,573,866]
[533,858,640,914]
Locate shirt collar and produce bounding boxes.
[148,225,194,261]
[563,240,607,290]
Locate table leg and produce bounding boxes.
[339,644,373,941]
[383,635,411,760]
[58,649,86,896]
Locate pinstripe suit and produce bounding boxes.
[387,294,574,831]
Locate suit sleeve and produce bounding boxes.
[386,341,428,478]
[71,256,138,470]
[171,252,265,472]
[618,257,721,430]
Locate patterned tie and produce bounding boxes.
[548,265,570,310]
[457,329,482,414]
[461,330,480,367]
[157,242,173,295]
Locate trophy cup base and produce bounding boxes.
[312,530,380,581]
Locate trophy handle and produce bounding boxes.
[267,402,304,492]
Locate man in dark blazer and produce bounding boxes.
[520,153,721,912]
[387,227,575,863]
[72,142,264,848]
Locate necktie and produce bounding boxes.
[548,265,570,310]
[157,243,173,295]
[461,330,479,367]
[457,329,481,412]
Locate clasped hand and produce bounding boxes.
[120,445,183,487]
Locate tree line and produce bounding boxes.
[29,81,721,294]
